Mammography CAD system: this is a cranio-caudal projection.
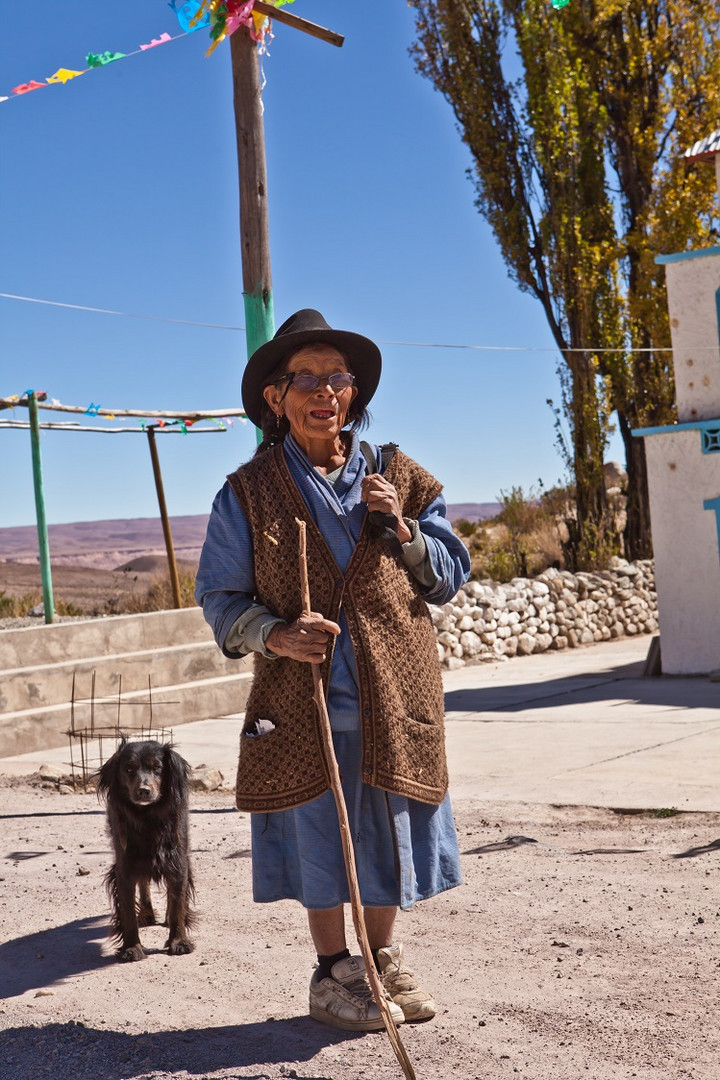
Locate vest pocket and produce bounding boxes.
[376,713,447,805]
[236,714,328,811]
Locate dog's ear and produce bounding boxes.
[163,744,190,804]
[97,738,126,801]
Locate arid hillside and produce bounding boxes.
[0,504,499,572]
[0,516,211,571]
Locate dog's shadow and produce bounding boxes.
[1,1018,357,1079]
[0,914,112,998]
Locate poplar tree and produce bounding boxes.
[410,0,720,564]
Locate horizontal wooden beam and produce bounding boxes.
[0,421,226,433]
[253,1,344,47]
[0,397,247,420]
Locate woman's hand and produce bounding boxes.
[266,612,341,664]
[361,474,412,544]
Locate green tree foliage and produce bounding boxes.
[496,485,545,577]
[410,0,720,564]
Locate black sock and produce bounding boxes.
[316,948,350,981]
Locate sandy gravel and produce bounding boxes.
[1,776,718,1080]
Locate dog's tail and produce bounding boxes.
[185,867,199,930]
[104,865,125,944]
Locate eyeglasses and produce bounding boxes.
[274,371,355,401]
[275,371,355,392]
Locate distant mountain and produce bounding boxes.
[446,503,501,523]
[0,515,210,570]
[0,504,500,570]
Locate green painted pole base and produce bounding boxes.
[27,391,55,624]
[243,288,275,445]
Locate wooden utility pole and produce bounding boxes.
[228,12,343,436]
[230,27,274,373]
[146,426,182,609]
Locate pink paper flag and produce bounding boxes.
[140,32,172,50]
[12,80,46,95]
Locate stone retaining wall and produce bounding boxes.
[430,558,657,669]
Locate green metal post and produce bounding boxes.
[243,291,275,366]
[244,291,274,446]
[27,391,55,623]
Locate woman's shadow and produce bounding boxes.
[0,918,364,1078]
[1,1018,350,1080]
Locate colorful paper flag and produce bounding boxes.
[47,68,85,84]
[86,51,126,68]
[168,0,210,33]
[140,32,172,50]
[12,80,46,95]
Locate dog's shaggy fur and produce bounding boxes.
[97,737,197,962]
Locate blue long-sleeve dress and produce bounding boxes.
[195,433,470,910]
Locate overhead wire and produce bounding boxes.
[0,290,703,353]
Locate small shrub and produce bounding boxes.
[453,518,477,538]
[106,570,198,614]
[0,590,42,617]
[0,589,83,619]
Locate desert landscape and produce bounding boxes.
[0,515,215,617]
[0,506,498,619]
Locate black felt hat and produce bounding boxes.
[241,309,382,428]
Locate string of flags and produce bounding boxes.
[1,0,293,104]
[0,393,246,434]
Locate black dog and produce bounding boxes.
[97,737,196,962]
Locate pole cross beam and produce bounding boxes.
[253,1,344,48]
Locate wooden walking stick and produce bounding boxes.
[295,518,417,1080]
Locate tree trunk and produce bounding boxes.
[618,412,653,560]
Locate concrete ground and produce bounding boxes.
[2,634,718,812]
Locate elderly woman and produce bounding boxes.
[196,309,470,1033]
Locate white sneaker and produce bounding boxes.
[309,954,406,1032]
[376,943,437,1021]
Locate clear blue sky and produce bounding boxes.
[0,0,624,530]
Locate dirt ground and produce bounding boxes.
[1,776,718,1080]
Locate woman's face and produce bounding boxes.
[263,343,358,446]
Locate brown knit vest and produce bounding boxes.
[227,443,449,812]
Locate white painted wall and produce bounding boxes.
[644,429,720,674]
[665,250,720,421]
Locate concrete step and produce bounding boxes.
[0,608,215,669]
[0,671,253,758]
[0,639,247,714]
[0,608,254,757]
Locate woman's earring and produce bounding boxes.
[276,411,281,429]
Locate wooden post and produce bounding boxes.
[27,391,55,624]
[230,26,275,443]
[146,426,182,609]
[228,15,342,442]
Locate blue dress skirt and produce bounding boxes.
[250,731,462,911]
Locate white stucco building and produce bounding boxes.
[633,130,720,674]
